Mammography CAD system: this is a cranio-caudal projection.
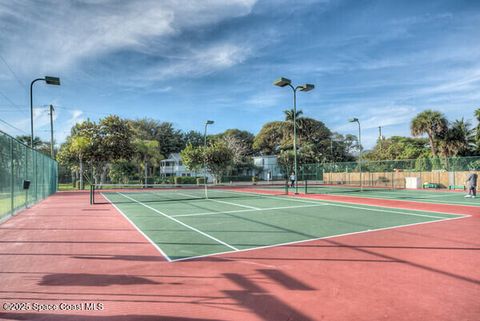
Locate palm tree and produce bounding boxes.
[15,135,43,148]
[284,109,303,123]
[439,118,474,157]
[283,109,306,144]
[411,110,448,157]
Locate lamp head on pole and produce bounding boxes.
[44,76,61,86]
[273,77,292,87]
[206,120,214,125]
[298,84,314,92]
[349,117,359,123]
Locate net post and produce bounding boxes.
[90,184,94,205]
[305,178,308,194]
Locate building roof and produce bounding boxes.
[160,153,181,163]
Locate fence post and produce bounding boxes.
[10,137,14,215]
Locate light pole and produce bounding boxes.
[49,105,55,158]
[330,137,341,166]
[274,77,314,194]
[349,118,362,190]
[30,76,60,148]
[204,120,214,197]
[378,126,383,151]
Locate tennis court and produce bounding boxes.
[96,185,467,261]
[303,183,480,207]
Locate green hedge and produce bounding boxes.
[174,176,199,184]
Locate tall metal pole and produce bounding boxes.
[358,121,362,191]
[378,126,382,150]
[204,123,208,198]
[330,139,334,162]
[203,121,213,198]
[274,78,314,194]
[29,78,44,148]
[292,88,298,194]
[49,105,55,158]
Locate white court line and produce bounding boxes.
[360,190,466,198]
[212,189,463,219]
[171,214,468,262]
[176,192,261,210]
[171,204,327,218]
[101,193,172,262]
[117,192,239,251]
[317,202,456,219]
[330,192,480,207]
[308,188,480,207]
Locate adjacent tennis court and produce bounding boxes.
[97,185,467,261]
[303,183,480,206]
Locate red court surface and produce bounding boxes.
[0,191,479,321]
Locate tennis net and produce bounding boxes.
[90,183,288,204]
[304,180,397,195]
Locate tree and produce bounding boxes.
[130,119,184,156]
[283,108,305,129]
[439,118,475,157]
[133,139,162,185]
[364,136,430,160]
[253,121,286,155]
[109,160,136,184]
[69,135,91,189]
[204,141,234,183]
[15,135,55,157]
[220,129,255,156]
[93,116,134,183]
[16,135,43,148]
[180,142,234,183]
[59,116,134,185]
[180,143,205,174]
[411,110,448,157]
[222,134,250,166]
[183,130,204,147]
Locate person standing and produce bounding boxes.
[465,171,478,198]
[289,172,296,188]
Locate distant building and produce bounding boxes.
[160,153,283,183]
[253,155,284,181]
[160,153,213,181]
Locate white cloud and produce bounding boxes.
[55,109,85,143]
[0,0,257,74]
[333,105,418,132]
[146,42,252,80]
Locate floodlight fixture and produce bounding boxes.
[273,77,292,87]
[299,84,314,92]
[44,76,61,86]
[30,75,61,148]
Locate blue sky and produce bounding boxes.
[0,0,479,148]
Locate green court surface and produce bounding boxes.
[102,190,467,261]
[304,185,480,206]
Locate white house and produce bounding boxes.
[253,155,284,181]
[160,153,214,181]
[160,153,284,182]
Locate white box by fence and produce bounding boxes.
[405,177,422,189]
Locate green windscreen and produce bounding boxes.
[0,130,58,220]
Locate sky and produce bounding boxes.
[0,0,479,148]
